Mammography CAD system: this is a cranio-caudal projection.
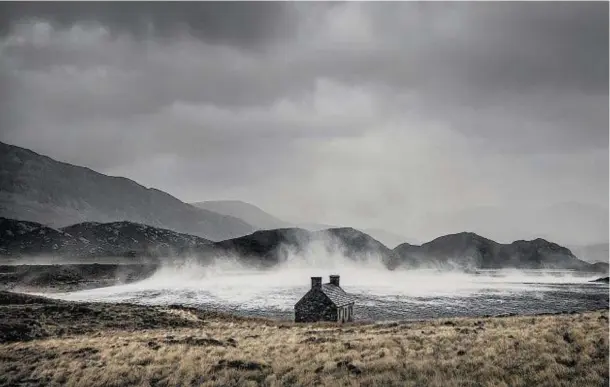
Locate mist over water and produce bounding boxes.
[48,241,609,321]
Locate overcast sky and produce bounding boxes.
[1,2,608,244]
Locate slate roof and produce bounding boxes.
[321,283,356,307]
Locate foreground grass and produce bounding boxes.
[0,293,607,387]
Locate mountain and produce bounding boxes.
[213,227,398,267]
[322,227,398,265]
[191,200,290,230]
[0,217,213,259]
[568,243,609,264]
[214,227,312,265]
[190,200,418,249]
[2,216,604,273]
[590,262,610,273]
[61,221,212,258]
[297,222,341,231]
[359,228,418,249]
[393,232,602,272]
[0,141,255,241]
[0,218,83,257]
[300,224,414,250]
[421,203,609,246]
[394,232,501,269]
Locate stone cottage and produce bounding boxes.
[294,275,355,323]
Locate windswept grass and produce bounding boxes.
[0,292,607,387]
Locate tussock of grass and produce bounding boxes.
[0,293,607,387]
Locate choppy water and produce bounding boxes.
[46,263,609,321]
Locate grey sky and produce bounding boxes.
[1,2,608,244]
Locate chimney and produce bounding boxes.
[329,275,340,287]
[311,277,322,289]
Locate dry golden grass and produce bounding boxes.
[0,307,608,387]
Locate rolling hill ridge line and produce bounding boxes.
[1,217,607,273]
[0,141,255,241]
[0,141,607,272]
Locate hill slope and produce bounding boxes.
[393,232,600,271]
[213,227,399,267]
[191,200,290,230]
[360,228,419,249]
[0,217,213,259]
[0,141,255,241]
[422,203,609,246]
[191,201,415,249]
[568,243,609,264]
[2,216,604,273]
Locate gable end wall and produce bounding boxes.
[294,289,337,322]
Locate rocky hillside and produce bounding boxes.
[393,232,604,272]
[0,217,213,259]
[0,218,82,257]
[61,221,213,257]
[0,141,255,241]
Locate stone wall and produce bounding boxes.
[295,289,337,322]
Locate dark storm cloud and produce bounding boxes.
[285,2,608,94]
[425,2,608,95]
[0,2,607,244]
[0,1,297,48]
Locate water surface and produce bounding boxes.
[48,262,609,321]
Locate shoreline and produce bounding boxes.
[2,262,607,324]
[17,292,610,325]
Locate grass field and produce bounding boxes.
[0,291,608,387]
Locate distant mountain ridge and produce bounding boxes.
[568,243,609,264]
[1,217,606,273]
[393,232,605,271]
[213,226,399,268]
[191,200,290,230]
[422,203,609,246]
[0,217,213,259]
[359,228,418,248]
[213,227,606,272]
[191,200,416,248]
[0,141,255,241]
